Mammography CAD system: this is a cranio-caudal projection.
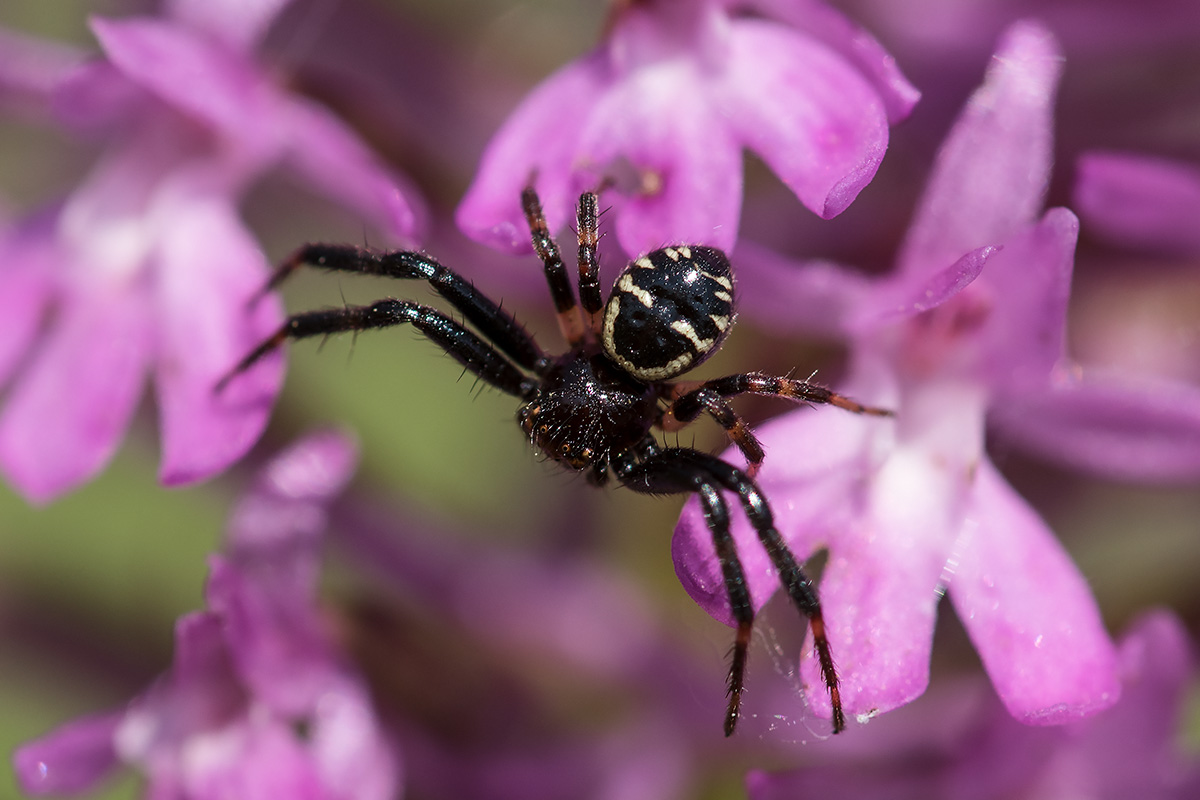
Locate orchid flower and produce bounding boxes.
[0,0,423,503]
[457,0,917,256]
[13,431,401,800]
[674,20,1167,729]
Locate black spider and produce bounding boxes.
[218,187,892,736]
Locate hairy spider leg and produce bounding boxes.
[521,187,588,348]
[248,244,547,373]
[216,300,538,399]
[614,444,845,737]
[659,373,893,476]
[574,191,605,337]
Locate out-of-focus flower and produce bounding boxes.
[1075,152,1200,257]
[674,20,1176,729]
[748,610,1200,800]
[12,431,401,800]
[0,0,424,503]
[456,0,917,257]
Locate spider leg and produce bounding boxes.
[575,191,604,336]
[659,372,892,474]
[216,300,537,400]
[255,244,546,373]
[521,186,588,348]
[615,445,845,736]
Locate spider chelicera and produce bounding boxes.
[219,187,892,736]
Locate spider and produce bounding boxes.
[218,187,892,736]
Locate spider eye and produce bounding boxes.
[601,246,735,381]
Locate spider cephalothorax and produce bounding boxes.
[219,186,891,736]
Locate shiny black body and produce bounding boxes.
[220,187,893,737]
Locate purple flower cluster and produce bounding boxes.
[13,432,400,798]
[3,0,1199,798]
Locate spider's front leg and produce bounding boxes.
[614,443,845,736]
[216,299,537,400]
[659,372,892,476]
[253,244,547,373]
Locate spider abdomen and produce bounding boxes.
[602,246,735,381]
[518,353,656,470]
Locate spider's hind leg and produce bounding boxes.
[615,444,845,736]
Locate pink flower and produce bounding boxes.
[674,20,1168,729]
[12,431,400,800]
[0,0,423,503]
[456,0,917,256]
[749,611,1200,800]
[1074,151,1200,257]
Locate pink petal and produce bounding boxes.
[310,684,401,800]
[798,443,967,720]
[734,0,920,123]
[13,712,123,796]
[950,459,1120,724]
[732,241,873,336]
[1074,610,1194,786]
[672,397,887,626]
[0,213,58,388]
[183,720,325,800]
[898,20,1062,279]
[153,187,284,486]
[0,283,152,503]
[456,56,610,253]
[1075,151,1200,256]
[989,370,1200,482]
[165,0,294,50]
[0,26,86,117]
[578,66,743,253]
[718,19,888,220]
[91,17,276,158]
[973,207,1078,388]
[279,97,424,244]
[205,559,337,718]
[854,244,998,332]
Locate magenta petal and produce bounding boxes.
[799,446,966,719]
[719,20,888,220]
[13,712,122,796]
[855,244,997,332]
[578,71,743,252]
[225,431,358,593]
[1075,151,1200,256]
[280,98,424,243]
[733,241,873,336]
[950,459,1120,724]
[739,0,920,123]
[0,215,58,388]
[0,284,151,503]
[898,20,1062,279]
[185,721,324,800]
[1075,610,1194,787]
[0,26,86,116]
[309,685,401,800]
[154,191,284,487]
[990,371,1200,482]
[975,208,1078,387]
[457,56,609,253]
[91,17,275,155]
[672,401,886,626]
[205,559,336,717]
[164,0,293,50]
